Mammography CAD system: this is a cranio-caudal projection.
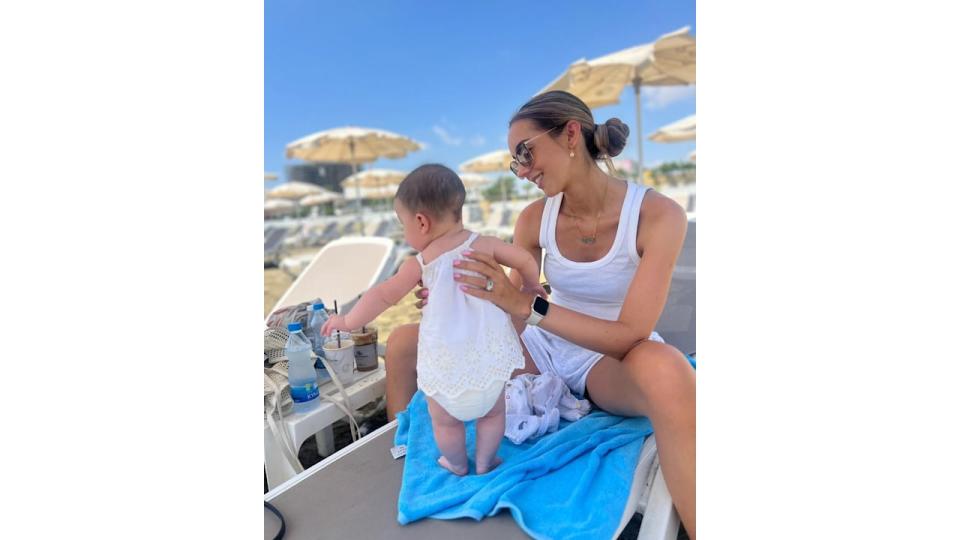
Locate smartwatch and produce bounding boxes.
[525,295,549,326]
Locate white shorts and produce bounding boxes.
[520,326,665,397]
[428,379,505,422]
[520,326,602,397]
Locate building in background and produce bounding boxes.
[284,162,355,192]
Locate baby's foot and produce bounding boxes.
[476,456,503,475]
[437,456,468,476]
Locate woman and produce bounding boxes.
[385,90,696,538]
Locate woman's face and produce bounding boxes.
[507,119,568,197]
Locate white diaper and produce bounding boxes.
[428,379,505,422]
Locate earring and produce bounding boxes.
[569,151,575,158]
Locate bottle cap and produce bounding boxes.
[312,303,325,310]
[287,322,302,332]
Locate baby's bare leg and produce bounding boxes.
[475,388,506,474]
[426,395,468,476]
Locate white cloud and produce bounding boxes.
[432,125,462,146]
[643,85,696,110]
[469,135,486,147]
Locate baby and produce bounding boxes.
[322,163,544,475]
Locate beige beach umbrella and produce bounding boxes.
[459,149,512,174]
[266,181,324,200]
[458,172,495,190]
[264,199,295,216]
[689,150,696,162]
[460,150,514,209]
[649,114,696,143]
[264,172,278,181]
[286,127,422,230]
[537,26,696,175]
[299,189,343,206]
[340,168,407,190]
[343,185,399,200]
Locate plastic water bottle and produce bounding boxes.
[285,322,319,413]
[305,303,331,383]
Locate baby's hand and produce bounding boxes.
[522,283,549,299]
[321,315,349,336]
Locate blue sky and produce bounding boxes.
[265,1,695,187]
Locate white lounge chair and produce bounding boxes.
[268,236,399,316]
[265,220,696,540]
[265,236,401,489]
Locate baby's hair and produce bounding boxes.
[395,164,466,223]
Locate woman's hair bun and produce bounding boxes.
[593,118,630,158]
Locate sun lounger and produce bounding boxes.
[373,219,391,237]
[466,205,484,228]
[499,209,513,227]
[264,227,288,267]
[268,236,399,316]
[265,220,695,540]
[265,236,401,489]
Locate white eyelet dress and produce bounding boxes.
[416,232,526,421]
[520,183,663,397]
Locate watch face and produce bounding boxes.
[533,296,549,316]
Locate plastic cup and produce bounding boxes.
[351,327,379,371]
[322,332,356,385]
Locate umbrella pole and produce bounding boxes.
[633,78,644,184]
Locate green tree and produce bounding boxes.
[482,175,516,202]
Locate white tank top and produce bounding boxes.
[539,182,649,321]
[415,232,525,399]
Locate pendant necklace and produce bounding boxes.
[572,180,609,245]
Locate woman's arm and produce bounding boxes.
[322,256,422,334]
[455,194,686,359]
[506,201,545,333]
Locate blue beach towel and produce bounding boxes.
[395,390,653,539]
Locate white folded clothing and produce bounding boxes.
[504,373,591,444]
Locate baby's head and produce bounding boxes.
[394,164,467,250]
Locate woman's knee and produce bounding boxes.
[623,341,694,406]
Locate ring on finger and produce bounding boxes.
[485,278,494,292]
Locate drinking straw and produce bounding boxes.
[334,300,340,347]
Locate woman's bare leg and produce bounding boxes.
[585,341,696,539]
[385,323,420,421]
[510,335,541,378]
[474,389,506,474]
[426,395,468,476]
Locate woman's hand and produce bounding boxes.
[453,249,534,318]
[413,280,429,310]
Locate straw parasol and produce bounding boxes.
[459,149,513,174]
[341,168,406,190]
[458,172,494,190]
[266,181,324,200]
[264,172,278,181]
[264,199,295,216]
[460,150,514,209]
[286,127,422,230]
[537,26,696,176]
[649,114,696,143]
[299,189,343,206]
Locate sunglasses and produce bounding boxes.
[509,126,560,176]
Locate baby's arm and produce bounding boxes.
[321,257,422,335]
[488,238,545,296]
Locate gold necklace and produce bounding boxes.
[571,180,609,245]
